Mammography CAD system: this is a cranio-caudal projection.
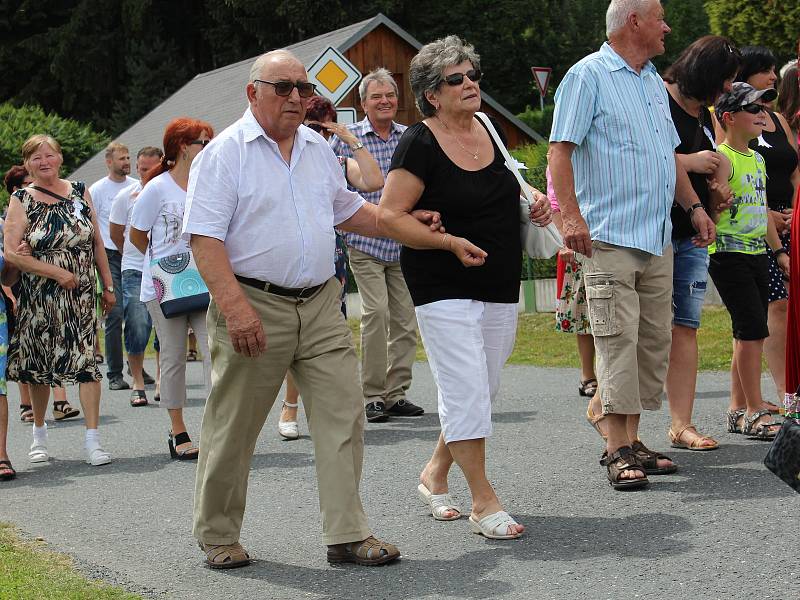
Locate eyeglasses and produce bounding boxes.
[190,139,210,147]
[254,79,317,98]
[441,69,482,87]
[737,103,765,115]
[305,122,325,133]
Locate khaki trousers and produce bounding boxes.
[348,248,417,406]
[192,278,371,546]
[583,241,673,415]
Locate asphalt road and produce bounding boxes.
[1,359,798,600]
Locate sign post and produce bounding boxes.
[531,67,552,112]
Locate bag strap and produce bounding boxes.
[31,185,72,203]
[474,111,533,205]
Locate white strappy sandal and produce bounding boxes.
[278,401,300,440]
[417,483,462,521]
[468,510,523,539]
[86,446,112,466]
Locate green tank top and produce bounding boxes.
[709,143,768,255]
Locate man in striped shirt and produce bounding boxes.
[549,0,715,490]
[331,68,423,423]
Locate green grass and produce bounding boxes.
[0,523,141,600]
[348,306,737,371]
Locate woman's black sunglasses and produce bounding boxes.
[442,69,482,86]
[190,139,210,147]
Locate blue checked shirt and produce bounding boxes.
[550,42,680,256]
[330,117,407,262]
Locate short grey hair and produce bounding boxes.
[606,0,655,38]
[248,49,300,83]
[409,35,481,117]
[358,68,398,102]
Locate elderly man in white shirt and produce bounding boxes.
[184,49,433,569]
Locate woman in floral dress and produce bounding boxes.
[4,135,116,466]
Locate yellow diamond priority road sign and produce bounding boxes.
[307,47,362,106]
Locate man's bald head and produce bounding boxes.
[249,50,304,83]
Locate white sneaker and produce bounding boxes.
[86,446,112,466]
[278,419,299,440]
[29,442,49,463]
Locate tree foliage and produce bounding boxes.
[0,102,109,206]
[705,0,800,64]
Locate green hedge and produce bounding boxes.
[0,103,109,209]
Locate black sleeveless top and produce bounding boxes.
[749,110,798,211]
[390,118,521,307]
[668,92,714,240]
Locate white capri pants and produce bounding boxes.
[146,301,211,410]
[415,299,517,443]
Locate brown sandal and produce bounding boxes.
[326,536,400,566]
[586,403,607,441]
[604,446,649,490]
[199,541,251,569]
[630,440,678,475]
[53,400,80,421]
[19,405,33,423]
[669,424,719,451]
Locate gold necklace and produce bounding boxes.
[435,115,479,160]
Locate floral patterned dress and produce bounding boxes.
[7,181,101,386]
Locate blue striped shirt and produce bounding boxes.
[550,42,680,256]
[331,117,407,262]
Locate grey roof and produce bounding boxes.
[71,13,542,184]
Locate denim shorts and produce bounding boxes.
[671,237,709,330]
[122,269,153,355]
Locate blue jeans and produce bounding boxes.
[105,249,124,377]
[122,269,153,355]
[671,237,709,330]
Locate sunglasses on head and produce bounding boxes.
[736,103,765,115]
[189,139,210,147]
[442,68,482,86]
[254,79,317,98]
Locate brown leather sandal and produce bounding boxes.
[199,541,251,569]
[586,403,607,441]
[630,440,678,475]
[326,536,400,566]
[53,400,80,421]
[669,424,719,451]
[604,446,649,490]
[19,405,33,423]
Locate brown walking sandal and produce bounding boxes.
[669,424,719,451]
[326,536,400,566]
[630,440,678,475]
[53,400,80,421]
[199,542,251,569]
[604,446,649,491]
[19,404,33,423]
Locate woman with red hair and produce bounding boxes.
[130,117,213,460]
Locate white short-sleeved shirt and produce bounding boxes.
[88,175,137,250]
[130,172,190,302]
[109,182,146,272]
[183,108,365,289]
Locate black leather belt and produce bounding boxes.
[235,275,323,298]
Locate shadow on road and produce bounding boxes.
[216,512,691,599]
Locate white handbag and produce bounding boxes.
[474,111,562,259]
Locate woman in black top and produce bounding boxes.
[735,46,800,406]
[379,35,549,540]
[661,36,740,451]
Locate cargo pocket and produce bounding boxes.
[585,273,621,337]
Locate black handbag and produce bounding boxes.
[763,393,800,494]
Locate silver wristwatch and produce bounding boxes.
[350,141,365,152]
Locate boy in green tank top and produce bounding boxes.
[710,82,787,441]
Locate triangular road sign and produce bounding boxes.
[531,67,552,96]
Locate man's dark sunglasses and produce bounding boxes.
[254,79,317,98]
[190,139,210,147]
[442,69,482,86]
[306,123,325,133]
[737,103,765,115]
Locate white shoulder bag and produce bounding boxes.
[474,111,562,259]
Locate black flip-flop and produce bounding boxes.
[0,460,16,481]
[130,390,148,407]
[578,378,598,397]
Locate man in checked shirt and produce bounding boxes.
[331,68,423,423]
